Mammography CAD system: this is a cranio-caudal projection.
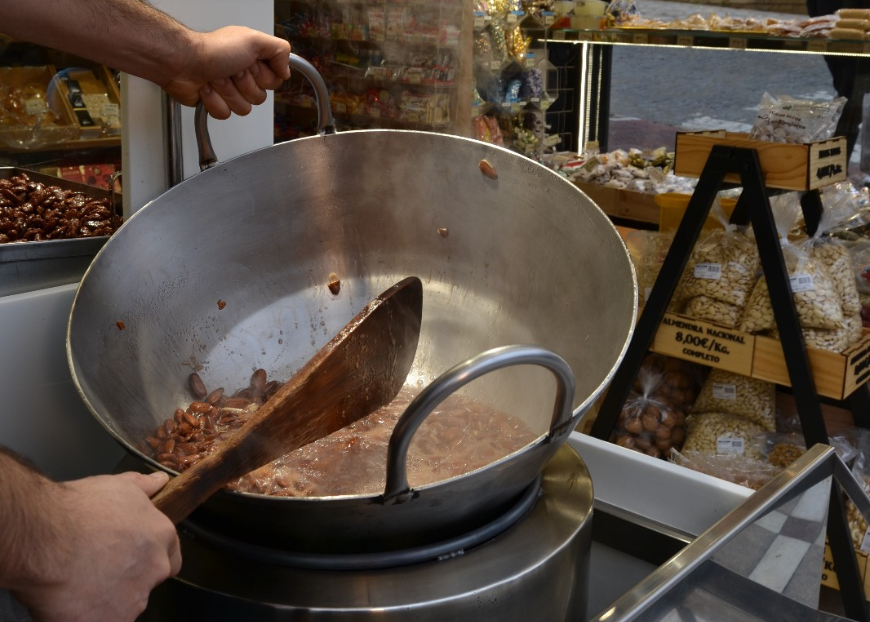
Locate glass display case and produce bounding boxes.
[0,40,122,190]
[273,0,475,141]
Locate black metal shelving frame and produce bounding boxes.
[589,144,870,621]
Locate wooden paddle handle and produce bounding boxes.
[151,444,249,524]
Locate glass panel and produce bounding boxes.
[710,478,830,608]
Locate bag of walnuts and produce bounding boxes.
[692,369,776,432]
[610,359,689,460]
[740,193,845,334]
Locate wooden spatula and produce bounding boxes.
[151,276,423,524]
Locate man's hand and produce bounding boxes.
[163,26,292,119]
[10,471,180,622]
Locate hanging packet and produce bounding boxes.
[740,192,845,333]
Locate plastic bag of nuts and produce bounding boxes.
[610,372,685,460]
[692,369,776,431]
[609,354,706,460]
[626,230,682,311]
[670,448,781,490]
[682,412,767,458]
[739,194,845,333]
[684,295,741,328]
[677,221,760,308]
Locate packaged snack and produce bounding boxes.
[676,201,760,308]
[800,191,863,317]
[684,295,740,328]
[670,448,781,490]
[682,412,767,457]
[740,193,846,333]
[748,92,847,144]
[693,369,776,431]
[609,354,700,460]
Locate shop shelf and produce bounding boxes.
[674,131,848,191]
[651,311,870,401]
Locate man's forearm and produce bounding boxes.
[0,449,69,590]
[0,0,196,88]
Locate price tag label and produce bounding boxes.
[712,383,737,400]
[544,15,555,25]
[807,39,827,53]
[717,436,745,455]
[474,17,485,29]
[632,33,648,44]
[525,57,537,67]
[101,103,120,117]
[729,37,748,49]
[530,97,540,103]
[865,42,870,54]
[25,99,47,115]
[790,273,816,292]
[369,108,380,118]
[507,12,518,23]
[372,33,386,42]
[490,61,502,70]
[653,312,755,375]
[540,99,551,110]
[553,30,566,40]
[407,73,422,84]
[511,102,521,113]
[677,35,693,47]
[860,528,870,554]
[334,102,347,114]
[694,263,722,280]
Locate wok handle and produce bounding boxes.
[381,345,576,504]
[195,53,337,171]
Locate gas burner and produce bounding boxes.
[179,475,542,571]
[140,445,594,622]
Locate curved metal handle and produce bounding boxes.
[195,53,337,171]
[382,345,576,503]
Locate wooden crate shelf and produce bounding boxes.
[651,311,870,401]
[674,131,848,191]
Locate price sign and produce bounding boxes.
[632,33,648,44]
[807,39,827,53]
[540,99,551,110]
[553,30,566,40]
[490,61,502,70]
[334,102,347,114]
[101,103,120,118]
[677,35,693,47]
[25,99,48,115]
[507,12,518,23]
[653,312,754,375]
[728,37,748,49]
[474,17,485,29]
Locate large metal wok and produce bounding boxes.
[67,56,636,555]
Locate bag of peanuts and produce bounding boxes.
[682,412,767,458]
[740,193,846,333]
[609,353,706,460]
[692,369,776,431]
[676,200,760,309]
